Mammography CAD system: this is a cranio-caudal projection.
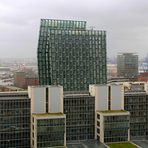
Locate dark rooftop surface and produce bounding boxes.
[67,140,107,148]
[133,140,148,148]
[108,142,138,148]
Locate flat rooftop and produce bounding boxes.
[32,112,64,117]
[125,92,148,95]
[67,140,106,148]
[107,142,138,148]
[133,140,148,148]
[64,91,90,97]
[98,110,129,113]
[53,146,67,148]
[0,91,27,95]
[64,94,92,97]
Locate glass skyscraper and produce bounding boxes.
[117,53,138,78]
[37,19,107,91]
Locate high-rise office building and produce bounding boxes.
[117,53,138,78]
[37,19,107,91]
[0,91,30,148]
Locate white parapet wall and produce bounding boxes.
[28,85,63,114]
[96,110,130,143]
[89,84,108,111]
[110,84,124,110]
[31,113,66,148]
[48,85,63,113]
[28,86,46,114]
[89,85,96,96]
[144,82,148,93]
[95,85,108,111]
[89,84,125,111]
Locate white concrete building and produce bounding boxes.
[89,84,130,143]
[29,85,66,148]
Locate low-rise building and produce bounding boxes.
[14,71,38,89]
[0,85,24,92]
[137,72,148,82]
[123,82,148,140]
[31,113,66,148]
[97,110,130,143]
[89,84,130,144]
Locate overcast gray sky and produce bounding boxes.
[0,0,148,58]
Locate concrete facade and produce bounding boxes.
[110,85,124,110]
[29,86,46,114]
[31,113,66,148]
[29,85,66,148]
[48,86,63,113]
[97,111,130,143]
[89,85,108,111]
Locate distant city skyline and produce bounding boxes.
[0,0,148,58]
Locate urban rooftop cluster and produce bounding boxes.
[0,19,148,148]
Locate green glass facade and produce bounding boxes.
[124,93,148,140]
[117,53,138,78]
[64,93,95,141]
[37,19,107,91]
[103,115,130,143]
[35,118,65,148]
[0,92,30,148]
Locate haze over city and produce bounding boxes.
[1,0,148,148]
[0,0,148,58]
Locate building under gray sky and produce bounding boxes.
[38,19,107,91]
[0,0,148,58]
[117,53,138,78]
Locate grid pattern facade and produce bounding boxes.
[99,115,130,143]
[33,118,65,148]
[37,19,107,91]
[124,93,148,140]
[0,92,30,148]
[117,53,138,78]
[64,94,95,141]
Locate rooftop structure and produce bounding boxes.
[32,112,64,117]
[108,142,138,148]
[67,140,106,148]
[98,110,129,114]
[0,85,24,92]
